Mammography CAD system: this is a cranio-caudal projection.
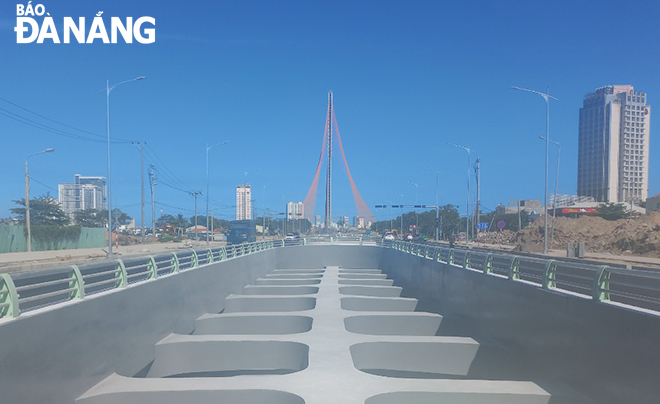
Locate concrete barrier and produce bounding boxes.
[380,248,660,404]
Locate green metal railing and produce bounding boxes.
[389,240,660,315]
[0,240,279,320]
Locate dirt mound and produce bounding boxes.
[510,212,660,257]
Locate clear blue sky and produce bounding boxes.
[2,0,660,224]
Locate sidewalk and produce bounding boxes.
[0,241,227,274]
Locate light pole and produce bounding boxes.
[407,181,420,228]
[449,143,475,245]
[25,148,55,252]
[540,136,561,247]
[511,86,558,254]
[425,167,441,241]
[106,76,146,256]
[395,191,404,235]
[205,141,229,245]
[244,168,260,184]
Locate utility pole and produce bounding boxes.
[190,191,201,241]
[140,141,145,244]
[518,199,522,230]
[474,158,481,240]
[210,204,214,243]
[149,165,157,237]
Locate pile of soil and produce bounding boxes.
[509,212,660,257]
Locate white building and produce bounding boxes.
[577,85,651,203]
[236,185,252,220]
[286,201,304,220]
[58,174,106,219]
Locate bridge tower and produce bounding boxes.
[324,92,333,230]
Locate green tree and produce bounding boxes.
[597,203,628,221]
[11,194,70,226]
[74,209,106,227]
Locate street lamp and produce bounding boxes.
[244,168,261,184]
[449,143,475,245]
[511,86,558,254]
[25,148,55,252]
[407,180,420,228]
[395,191,404,235]
[539,136,561,246]
[106,76,146,256]
[205,141,229,245]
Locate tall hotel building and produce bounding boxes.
[58,174,106,219]
[236,185,252,220]
[577,85,651,202]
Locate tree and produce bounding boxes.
[11,194,70,226]
[597,203,629,221]
[74,209,106,227]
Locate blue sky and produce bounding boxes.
[1,0,660,224]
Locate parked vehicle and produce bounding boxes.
[227,220,256,244]
[285,233,296,241]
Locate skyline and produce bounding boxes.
[3,1,660,224]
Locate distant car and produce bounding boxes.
[293,232,301,239]
[383,232,396,241]
[285,233,296,241]
[406,234,413,241]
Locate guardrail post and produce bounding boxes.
[463,251,471,269]
[219,247,226,261]
[508,257,520,280]
[359,237,363,246]
[171,253,180,273]
[0,273,19,318]
[330,237,334,243]
[115,259,128,288]
[484,253,493,274]
[448,249,454,265]
[146,256,158,280]
[191,250,199,267]
[593,266,611,302]
[542,259,557,289]
[67,265,85,299]
[303,238,307,246]
[435,247,441,262]
[208,249,215,263]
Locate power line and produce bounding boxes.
[28,176,59,193]
[0,95,134,142]
[144,144,195,192]
[0,97,136,144]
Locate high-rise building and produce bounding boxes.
[342,215,349,227]
[286,201,304,220]
[577,85,651,202]
[236,185,252,220]
[353,216,365,229]
[58,174,106,219]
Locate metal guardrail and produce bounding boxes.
[6,237,656,320]
[389,240,660,316]
[0,240,280,320]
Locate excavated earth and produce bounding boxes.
[510,212,660,257]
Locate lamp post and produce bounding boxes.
[25,148,55,252]
[407,180,420,228]
[539,136,561,247]
[205,141,229,245]
[395,191,404,235]
[449,143,475,246]
[511,86,558,254]
[106,76,146,256]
